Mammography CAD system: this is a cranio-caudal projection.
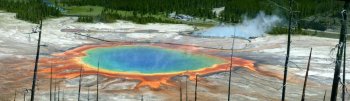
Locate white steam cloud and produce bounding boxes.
[194,12,281,39]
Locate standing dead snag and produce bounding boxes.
[96,57,100,101]
[30,6,43,101]
[301,48,312,101]
[54,80,57,101]
[78,65,83,101]
[58,83,60,101]
[62,87,65,101]
[282,0,293,100]
[180,79,182,101]
[185,70,188,101]
[88,87,90,101]
[195,74,198,101]
[23,89,31,101]
[13,90,16,101]
[141,94,144,101]
[331,1,349,101]
[50,63,53,101]
[342,30,347,101]
[228,35,235,101]
[323,90,327,101]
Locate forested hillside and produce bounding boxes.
[221,0,341,23]
[0,0,61,23]
[61,0,342,22]
[0,0,344,26]
[61,0,227,19]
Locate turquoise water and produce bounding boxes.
[82,46,225,74]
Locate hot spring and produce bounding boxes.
[39,43,256,89]
[82,46,225,75]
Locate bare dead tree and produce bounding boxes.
[78,65,83,101]
[50,63,53,101]
[30,6,43,101]
[54,80,58,101]
[282,0,293,100]
[301,48,312,101]
[62,88,65,101]
[185,70,188,101]
[13,90,16,101]
[343,31,347,101]
[182,65,189,101]
[23,91,25,101]
[331,1,349,100]
[141,94,144,101]
[88,87,90,101]
[195,74,198,101]
[23,90,27,101]
[324,90,327,101]
[228,35,235,101]
[58,83,60,101]
[180,79,182,101]
[96,58,100,101]
[23,89,31,101]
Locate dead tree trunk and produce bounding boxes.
[282,0,293,100]
[30,8,43,101]
[180,80,182,101]
[195,74,198,101]
[78,65,83,101]
[331,1,349,101]
[23,91,26,101]
[13,90,16,101]
[342,33,347,101]
[301,48,312,101]
[185,74,188,101]
[50,63,53,101]
[96,58,100,101]
[62,89,65,101]
[324,90,327,101]
[141,94,144,101]
[54,80,57,101]
[58,84,60,101]
[87,87,90,101]
[228,36,235,101]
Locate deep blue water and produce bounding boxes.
[82,46,225,74]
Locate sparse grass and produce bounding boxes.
[268,27,308,35]
[268,27,350,40]
[100,9,181,24]
[104,10,217,26]
[115,11,176,22]
[185,22,216,28]
[63,6,103,16]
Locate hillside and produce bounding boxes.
[0,0,347,35]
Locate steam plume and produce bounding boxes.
[194,12,281,39]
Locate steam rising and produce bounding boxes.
[194,12,281,39]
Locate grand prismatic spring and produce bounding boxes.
[82,46,225,74]
[38,43,257,89]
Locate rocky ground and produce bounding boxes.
[0,11,349,101]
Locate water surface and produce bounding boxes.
[82,46,225,74]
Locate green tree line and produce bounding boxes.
[99,8,180,24]
[0,0,344,25]
[61,0,343,22]
[0,0,61,23]
[221,0,342,23]
[61,0,225,19]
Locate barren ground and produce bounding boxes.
[0,11,349,101]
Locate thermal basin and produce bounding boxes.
[38,43,256,89]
